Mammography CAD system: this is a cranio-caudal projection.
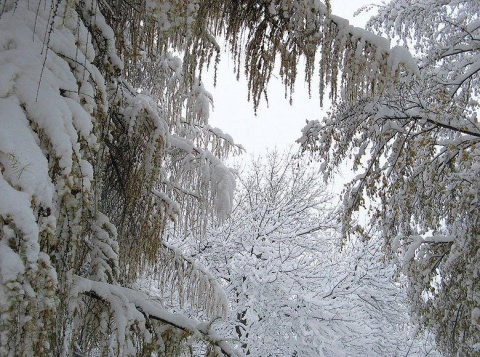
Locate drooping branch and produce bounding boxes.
[103,0,419,112]
[382,115,480,138]
[73,276,243,357]
[153,242,229,320]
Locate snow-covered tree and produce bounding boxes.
[0,0,238,355]
[299,1,479,355]
[177,152,440,356]
[199,152,338,356]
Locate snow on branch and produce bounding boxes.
[0,0,241,354]
[154,242,229,320]
[393,234,455,268]
[105,0,419,111]
[72,276,243,357]
[167,134,236,228]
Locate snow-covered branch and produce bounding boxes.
[72,276,243,357]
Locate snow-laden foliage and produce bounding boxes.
[154,242,229,320]
[174,152,440,356]
[0,1,107,353]
[0,0,239,355]
[101,0,419,111]
[299,1,479,355]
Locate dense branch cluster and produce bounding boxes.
[175,152,439,356]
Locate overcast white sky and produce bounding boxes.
[205,0,381,155]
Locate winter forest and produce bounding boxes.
[0,0,478,356]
